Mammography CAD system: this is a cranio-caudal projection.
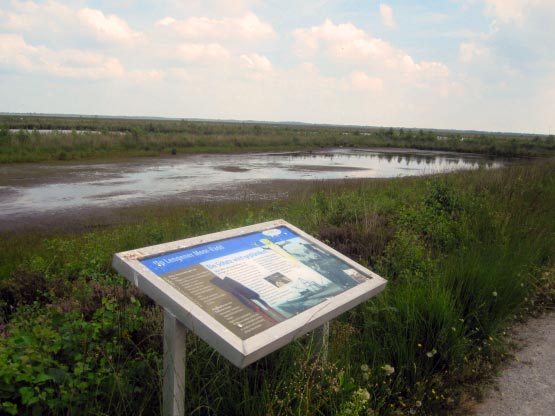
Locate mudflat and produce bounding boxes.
[0,178,300,233]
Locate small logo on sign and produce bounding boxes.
[262,229,281,237]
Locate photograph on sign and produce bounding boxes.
[140,226,370,339]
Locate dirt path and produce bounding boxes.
[473,311,555,416]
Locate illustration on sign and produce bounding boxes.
[141,226,370,339]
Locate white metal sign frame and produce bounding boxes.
[112,219,387,369]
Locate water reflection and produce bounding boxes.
[282,150,496,169]
[0,148,504,218]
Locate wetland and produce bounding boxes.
[0,148,507,229]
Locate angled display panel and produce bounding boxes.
[113,219,387,368]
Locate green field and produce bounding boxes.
[1,115,555,163]
[1,116,554,415]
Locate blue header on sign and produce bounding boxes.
[141,226,298,275]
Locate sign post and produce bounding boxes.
[163,309,187,416]
[113,219,387,414]
[313,322,330,362]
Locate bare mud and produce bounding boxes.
[0,179,300,233]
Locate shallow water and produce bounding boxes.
[0,148,504,220]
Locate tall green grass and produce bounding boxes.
[2,115,555,163]
[1,160,554,415]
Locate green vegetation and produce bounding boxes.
[1,158,554,415]
[1,115,555,163]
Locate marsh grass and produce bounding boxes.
[0,159,554,415]
[2,116,555,163]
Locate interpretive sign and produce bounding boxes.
[113,219,387,368]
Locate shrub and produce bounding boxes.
[0,297,161,415]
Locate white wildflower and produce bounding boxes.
[357,388,371,401]
[382,364,395,376]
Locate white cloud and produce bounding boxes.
[293,19,372,59]
[128,69,165,83]
[165,67,191,82]
[458,0,555,92]
[0,34,37,72]
[293,19,448,79]
[155,13,276,41]
[0,34,125,79]
[0,6,31,31]
[240,53,272,79]
[156,16,176,27]
[240,53,272,71]
[0,1,140,45]
[164,0,263,17]
[379,4,396,28]
[350,71,384,91]
[483,0,526,24]
[280,19,459,127]
[0,1,74,34]
[459,42,490,63]
[177,43,231,61]
[482,0,555,24]
[78,8,141,44]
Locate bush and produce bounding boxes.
[0,296,161,415]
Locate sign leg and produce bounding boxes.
[163,308,187,416]
[313,321,329,363]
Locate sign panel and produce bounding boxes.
[113,220,386,368]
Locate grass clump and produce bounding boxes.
[0,159,554,415]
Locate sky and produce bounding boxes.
[0,1,554,134]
